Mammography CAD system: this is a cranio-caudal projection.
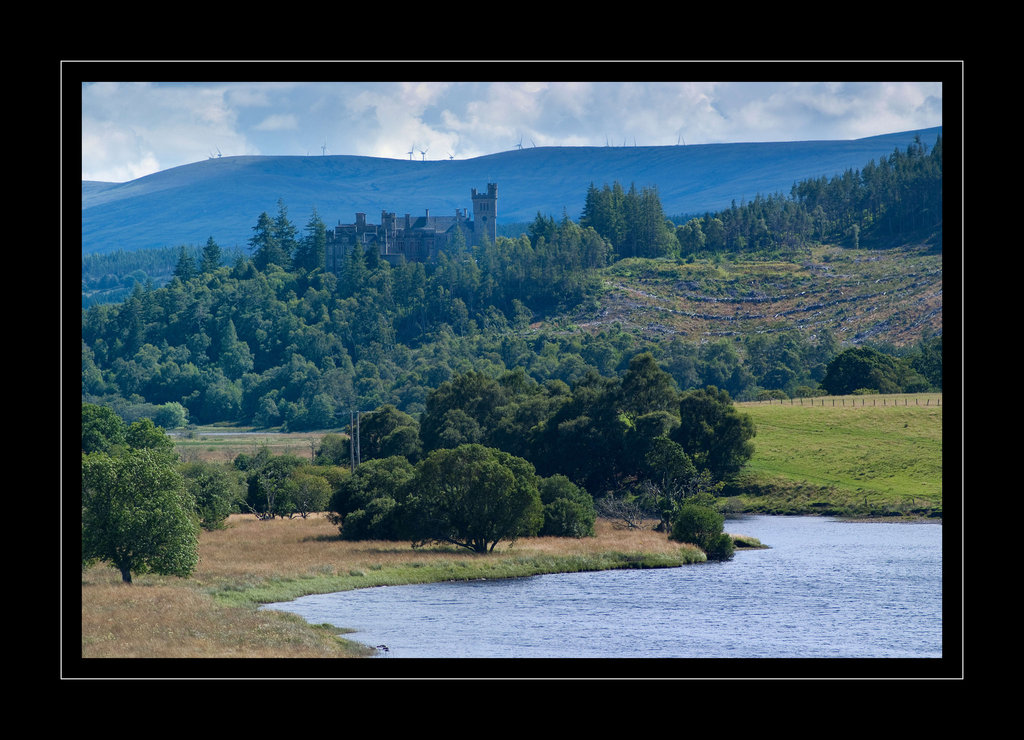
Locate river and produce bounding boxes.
[264,515,948,669]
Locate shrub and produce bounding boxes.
[340,497,403,540]
[538,475,596,538]
[669,503,725,552]
[704,532,735,561]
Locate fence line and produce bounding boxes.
[747,395,941,407]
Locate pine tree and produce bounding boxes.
[200,237,222,273]
[294,208,327,271]
[273,199,298,264]
[173,246,198,281]
[249,212,286,271]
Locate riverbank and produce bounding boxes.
[79,514,711,661]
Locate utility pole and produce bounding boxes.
[349,409,362,471]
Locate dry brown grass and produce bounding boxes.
[79,513,692,661]
[80,574,366,658]
[195,514,687,584]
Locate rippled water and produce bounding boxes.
[265,515,943,660]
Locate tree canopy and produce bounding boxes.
[82,447,199,583]
[405,444,544,553]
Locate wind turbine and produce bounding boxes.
[419,146,429,161]
[516,135,524,150]
[321,140,328,156]
[408,143,415,161]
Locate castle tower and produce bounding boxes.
[471,183,497,247]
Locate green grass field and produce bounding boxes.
[726,393,944,517]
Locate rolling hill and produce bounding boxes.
[81,127,942,257]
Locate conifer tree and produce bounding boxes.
[294,208,327,271]
[173,246,198,281]
[200,236,222,273]
[249,211,286,270]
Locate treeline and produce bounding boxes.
[82,245,246,308]
[673,134,942,256]
[82,360,744,570]
[81,238,941,431]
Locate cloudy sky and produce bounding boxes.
[79,70,946,183]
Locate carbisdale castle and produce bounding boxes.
[325,183,497,270]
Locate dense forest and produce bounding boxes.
[80,135,943,432]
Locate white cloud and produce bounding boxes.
[81,81,257,181]
[79,78,945,182]
[253,114,299,132]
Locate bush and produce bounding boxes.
[669,503,725,552]
[340,497,403,540]
[327,456,415,531]
[538,475,596,538]
[704,532,735,561]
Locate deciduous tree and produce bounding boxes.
[82,448,199,583]
[670,386,756,480]
[406,444,543,553]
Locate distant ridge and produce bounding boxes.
[80,127,941,256]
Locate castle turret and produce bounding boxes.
[471,183,497,247]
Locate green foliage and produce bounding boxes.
[124,417,176,454]
[327,456,415,539]
[406,444,544,553]
[703,531,735,562]
[637,436,722,530]
[669,503,728,559]
[237,449,306,519]
[82,447,199,583]
[581,181,678,258]
[180,460,246,530]
[293,208,327,272]
[80,138,940,438]
[82,403,126,454]
[671,386,756,480]
[152,401,189,429]
[538,475,596,538]
[791,134,943,249]
[200,237,223,273]
[820,346,936,396]
[284,468,333,518]
[356,404,422,461]
[315,433,350,466]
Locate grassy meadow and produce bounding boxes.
[172,427,326,464]
[726,392,943,517]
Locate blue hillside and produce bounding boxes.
[81,127,941,256]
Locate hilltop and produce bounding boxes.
[81,127,941,256]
